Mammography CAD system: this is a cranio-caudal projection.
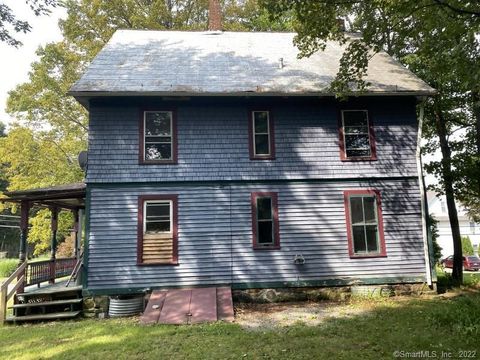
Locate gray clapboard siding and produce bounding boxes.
[86,97,417,183]
[86,178,426,291]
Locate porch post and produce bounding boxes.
[18,200,30,294]
[73,208,80,259]
[49,206,58,284]
[19,201,30,263]
[77,208,84,258]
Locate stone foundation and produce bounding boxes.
[233,283,436,303]
[83,295,110,318]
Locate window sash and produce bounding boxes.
[342,110,371,158]
[144,111,173,161]
[252,111,271,156]
[256,197,274,245]
[349,195,380,254]
[144,200,172,234]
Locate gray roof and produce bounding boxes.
[70,30,435,98]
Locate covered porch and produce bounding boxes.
[0,183,86,323]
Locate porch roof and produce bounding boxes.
[1,182,86,210]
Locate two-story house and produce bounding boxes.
[68,29,436,296]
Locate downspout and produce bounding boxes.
[416,99,434,286]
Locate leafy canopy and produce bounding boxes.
[0,0,58,47]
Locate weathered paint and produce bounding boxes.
[86,179,426,292]
[86,97,418,183]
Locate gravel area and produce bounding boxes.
[234,301,370,330]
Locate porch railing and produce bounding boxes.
[27,257,77,287]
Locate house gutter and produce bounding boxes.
[416,100,434,286]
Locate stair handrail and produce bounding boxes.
[0,261,27,324]
[66,253,83,287]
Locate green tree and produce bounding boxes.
[260,0,480,285]
[0,0,58,47]
[461,236,474,256]
[28,209,72,256]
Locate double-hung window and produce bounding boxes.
[251,192,280,249]
[340,110,376,160]
[249,110,275,160]
[138,195,178,265]
[141,110,177,164]
[344,190,386,258]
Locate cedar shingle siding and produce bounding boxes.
[87,97,417,183]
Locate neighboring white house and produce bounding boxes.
[427,191,480,258]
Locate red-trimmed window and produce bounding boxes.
[249,110,275,160]
[137,195,178,265]
[344,190,386,258]
[251,192,280,249]
[140,110,177,164]
[339,110,376,161]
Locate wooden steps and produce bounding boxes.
[6,311,81,323]
[7,285,83,324]
[11,298,82,309]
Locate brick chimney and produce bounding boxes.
[208,0,222,31]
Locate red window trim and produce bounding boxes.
[338,109,377,161]
[139,108,178,165]
[343,189,386,258]
[248,109,276,160]
[137,195,179,266]
[251,192,280,250]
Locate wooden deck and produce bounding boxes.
[20,280,82,296]
[141,287,234,325]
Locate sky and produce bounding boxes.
[0,1,66,128]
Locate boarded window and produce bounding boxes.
[250,111,275,159]
[344,190,386,258]
[251,192,280,249]
[138,196,178,265]
[143,111,174,162]
[341,110,375,160]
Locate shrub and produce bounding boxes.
[57,235,75,258]
[429,215,442,263]
[0,258,19,278]
[461,236,474,256]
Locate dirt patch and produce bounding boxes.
[234,301,371,330]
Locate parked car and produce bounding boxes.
[441,255,480,271]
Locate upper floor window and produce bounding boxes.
[339,110,376,161]
[440,201,446,213]
[344,190,386,258]
[140,110,177,164]
[251,192,280,249]
[137,195,178,265]
[249,110,275,160]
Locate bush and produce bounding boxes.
[429,215,442,263]
[56,235,75,258]
[462,236,474,256]
[0,258,18,278]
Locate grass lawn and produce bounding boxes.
[1,288,479,360]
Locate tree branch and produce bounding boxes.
[432,0,480,17]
